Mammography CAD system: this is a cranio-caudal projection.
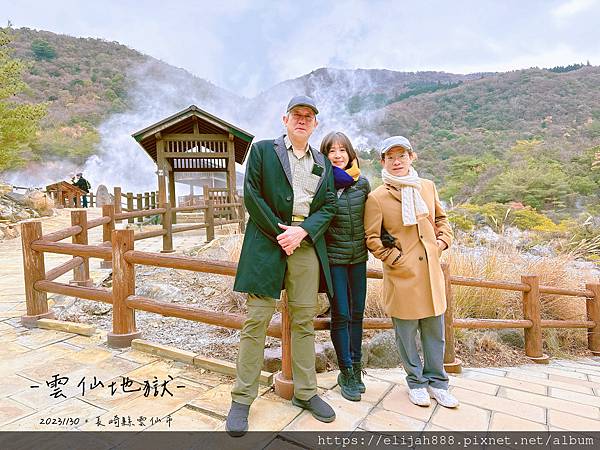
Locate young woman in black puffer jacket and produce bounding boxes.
[320,131,371,402]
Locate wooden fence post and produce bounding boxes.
[274,290,293,399]
[161,202,174,253]
[70,210,92,287]
[107,229,141,348]
[144,192,150,211]
[151,191,157,210]
[522,275,549,363]
[442,263,462,373]
[89,192,94,208]
[136,194,143,223]
[586,283,600,355]
[113,186,122,224]
[127,192,134,224]
[21,221,53,327]
[205,200,215,243]
[101,204,115,269]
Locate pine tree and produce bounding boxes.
[0,28,47,171]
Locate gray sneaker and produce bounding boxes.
[225,400,250,437]
[292,395,336,423]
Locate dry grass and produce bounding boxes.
[363,240,591,357]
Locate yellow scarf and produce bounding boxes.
[345,159,361,181]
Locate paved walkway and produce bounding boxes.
[1,209,600,435]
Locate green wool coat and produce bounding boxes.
[233,136,337,299]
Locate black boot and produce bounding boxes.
[353,362,366,394]
[225,400,250,437]
[338,367,361,401]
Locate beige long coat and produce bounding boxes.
[364,179,453,320]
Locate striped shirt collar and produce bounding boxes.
[284,135,310,157]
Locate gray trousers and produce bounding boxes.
[392,314,449,390]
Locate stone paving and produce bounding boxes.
[1,209,600,434]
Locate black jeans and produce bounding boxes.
[329,262,367,368]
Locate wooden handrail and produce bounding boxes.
[450,275,531,292]
[34,280,112,303]
[45,257,83,282]
[134,229,167,241]
[40,225,82,242]
[30,240,112,260]
[114,208,166,220]
[86,216,111,229]
[124,250,237,275]
[126,295,282,338]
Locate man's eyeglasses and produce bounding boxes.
[385,153,411,161]
[290,112,315,123]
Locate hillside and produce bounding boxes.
[2,27,600,216]
[6,27,241,168]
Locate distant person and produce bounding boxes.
[364,136,458,409]
[72,172,91,207]
[226,96,337,436]
[320,131,370,402]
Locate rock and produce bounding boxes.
[0,183,12,196]
[261,343,329,373]
[0,224,20,240]
[136,282,182,302]
[314,343,329,373]
[316,294,330,316]
[367,330,402,368]
[322,340,370,368]
[95,184,113,207]
[202,287,216,297]
[81,302,112,315]
[23,189,54,216]
[497,329,524,348]
[263,346,282,373]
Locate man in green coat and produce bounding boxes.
[226,96,337,436]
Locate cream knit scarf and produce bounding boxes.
[381,167,429,226]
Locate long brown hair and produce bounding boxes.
[319,131,357,170]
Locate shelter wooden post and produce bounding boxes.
[227,133,237,203]
[522,275,549,363]
[126,193,134,224]
[161,202,174,253]
[442,263,462,373]
[108,229,141,348]
[205,200,215,243]
[101,204,115,269]
[168,169,177,225]
[70,210,92,287]
[586,283,600,355]
[21,221,53,327]
[275,290,293,399]
[156,135,167,206]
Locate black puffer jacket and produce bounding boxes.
[325,175,371,265]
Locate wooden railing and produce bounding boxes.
[19,211,600,400]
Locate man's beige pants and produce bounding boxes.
[231,240,319,405]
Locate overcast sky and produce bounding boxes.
[2,0,599,97]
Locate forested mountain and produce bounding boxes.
[3,27,599,215]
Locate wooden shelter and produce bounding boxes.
[46,181,85,208]
[132,105,254,216]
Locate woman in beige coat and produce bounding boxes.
[364,135,458,409]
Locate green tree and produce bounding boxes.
[0,29,47,171]
[30,38,56,60]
